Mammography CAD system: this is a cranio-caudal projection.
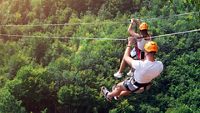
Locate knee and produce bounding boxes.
[116,84,123,91]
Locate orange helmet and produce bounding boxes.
[139,22,148,30]
[144,41,158,53]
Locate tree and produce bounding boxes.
[0,87,26,113]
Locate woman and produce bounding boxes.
[114,18,152,78]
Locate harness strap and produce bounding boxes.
[132,79,151,92]
[134,43,145,60]
[123,77,151,93]
[135,46,141,59]
[134,81,151,87]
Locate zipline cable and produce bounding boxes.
[0,28,199,41]
[0,12,198,27]
[152,29,200,38]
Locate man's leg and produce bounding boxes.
[107,82,128,98]
[118,90,131,98]
[111,83,132,100]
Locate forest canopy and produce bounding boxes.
[0,0,199,113]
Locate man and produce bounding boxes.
[101,39,163,101]
[114,18,151,78]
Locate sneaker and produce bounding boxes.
[101,86,112,101]
[114,96,119,100]
[111,85,119,100]
[127,70,134,76]
[114,72,123,78]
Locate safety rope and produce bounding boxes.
[0,12,198,27]
[0,28,199,41]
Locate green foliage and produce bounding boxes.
[0,76,7,88]
[0,0,199,112]
[8,52,31,79]
[166,104,193,113]
[110,100,135,113]
[0,88,26,113]
[98,0,140,19]
[57,70,103,113]
[6,65,59,112]
[140,104,160,113]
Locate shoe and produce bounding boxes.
[101,86,112,101]
[114,96,119,100]
[114,72,122,78]
[111,85,119,100]
[127,70,134,76]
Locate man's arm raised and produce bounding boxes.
[124,37,135,67]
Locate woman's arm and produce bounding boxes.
[128,18,140,37]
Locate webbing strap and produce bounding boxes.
[134,81,151,87]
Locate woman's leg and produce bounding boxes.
[114,37,137,78]
[117,57,127,73]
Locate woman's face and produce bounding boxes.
[140,30,148,36]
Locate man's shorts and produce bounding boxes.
[123,77,139,92]
[123,77,151,93]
